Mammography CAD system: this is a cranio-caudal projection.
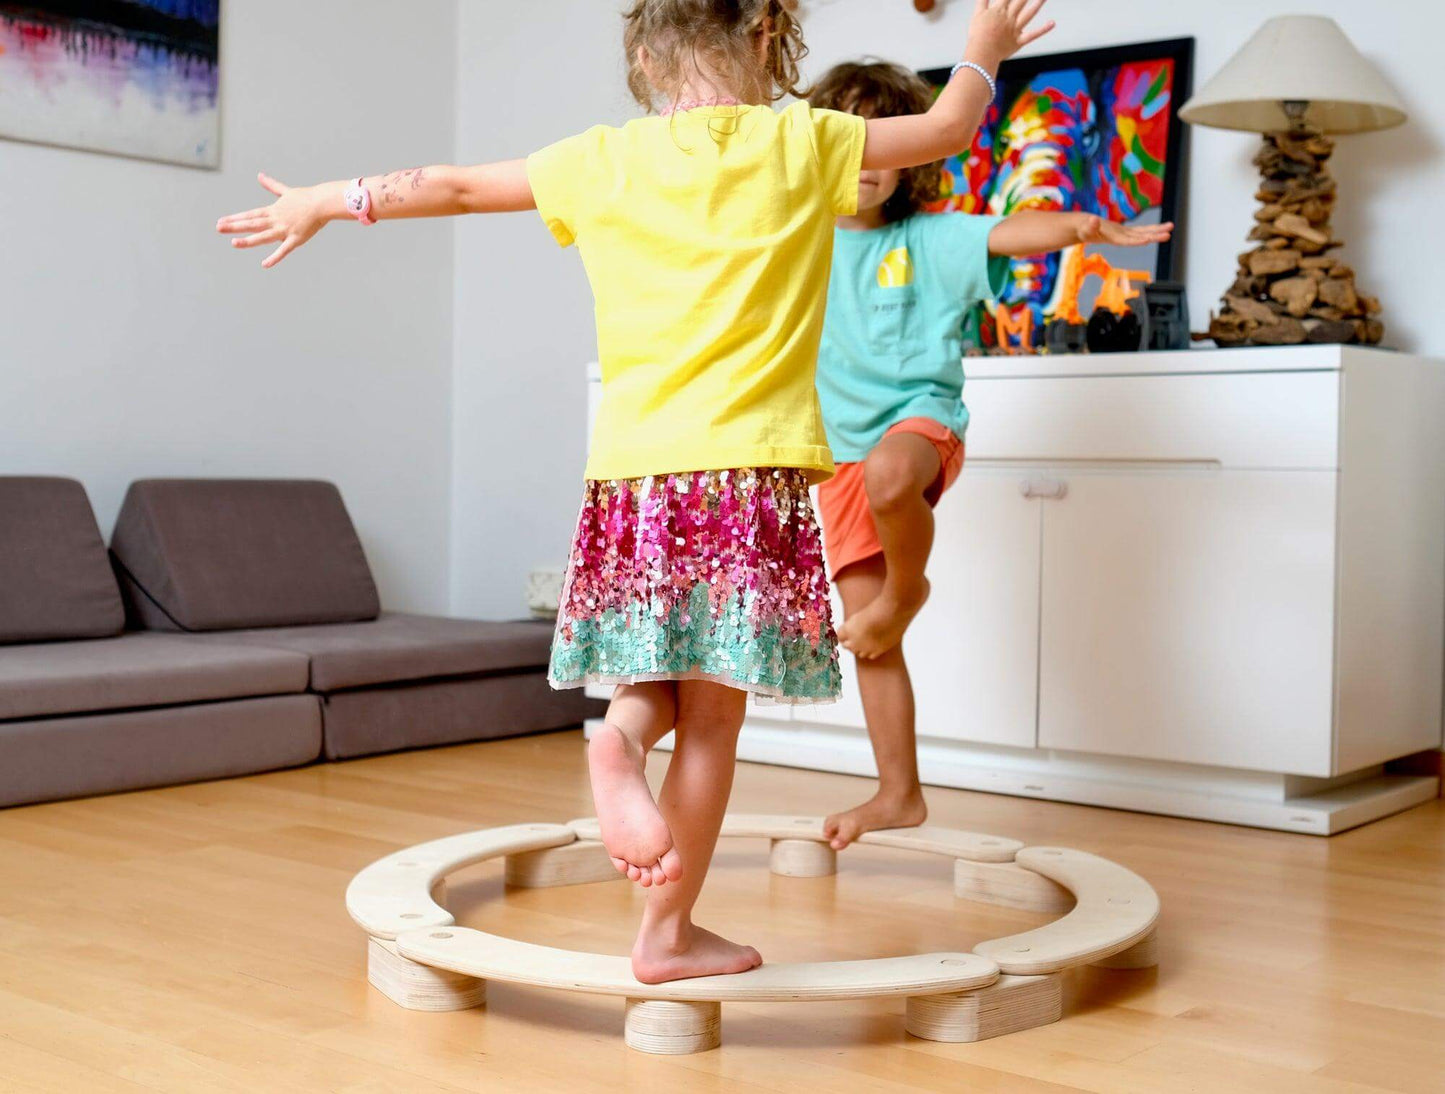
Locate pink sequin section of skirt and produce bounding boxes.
[548,468,842,703]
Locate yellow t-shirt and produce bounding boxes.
[527,102,867,483]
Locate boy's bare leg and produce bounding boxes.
[589,681,683,885]
[823,556,928,850]
[836,431,942,660]
[631,680,763,984]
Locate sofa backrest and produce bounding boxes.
[0,477,126,644]
[110,479,381,632]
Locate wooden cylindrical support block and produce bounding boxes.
[505,840,621,888]
[769,838,836,878]
[367,938,486,1012]
[906,974,1062,1043]
[1091,928,1159,970]
[624,998,721,1054]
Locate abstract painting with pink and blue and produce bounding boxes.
[0,1,220,167]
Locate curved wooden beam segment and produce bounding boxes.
[972,847,1160,975]
[567,815,1021,863]
[855,825,1021,863]
[346,823,576,939]
[396,927,1000,1002]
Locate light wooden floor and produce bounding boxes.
[1,731,1441,1093]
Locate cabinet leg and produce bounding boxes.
[1091,928,1159,970]
[367,938,486,1012]
[769,838,836,878]
[906,974,1062,1043]
[624,998,722,1054]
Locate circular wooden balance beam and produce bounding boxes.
[346,817,1159,1054]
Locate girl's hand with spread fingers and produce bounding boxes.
[216,172,334,269]
[966,0,1056,70]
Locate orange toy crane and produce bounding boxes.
[1054,246,1153,324]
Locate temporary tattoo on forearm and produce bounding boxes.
[377,168,426,207]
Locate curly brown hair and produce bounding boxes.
[810,61,943,223]
[622,0,809,113]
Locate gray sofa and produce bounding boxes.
[0,477,597,808]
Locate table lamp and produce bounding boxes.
[1179,16,1406,347]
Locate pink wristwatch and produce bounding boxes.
[344,178,376,226]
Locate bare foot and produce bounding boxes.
[837,578,930,660]
[823,789,928,850]
[632,924,763,984]
[588,724,682,886]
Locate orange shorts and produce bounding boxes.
[818,417,965,578]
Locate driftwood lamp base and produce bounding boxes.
[1205,129,1383,348]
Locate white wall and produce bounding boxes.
[445,0,1444,619]
[0,0,458,614]
[450,1,634,618]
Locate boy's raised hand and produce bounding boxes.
[967,0,1055,67]
[1078,215,1175,248]
[217,173,331,269]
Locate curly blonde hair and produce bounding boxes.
[622,0,809,113]
[810,61,944,223]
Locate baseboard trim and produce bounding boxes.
[1386,749,1445,795]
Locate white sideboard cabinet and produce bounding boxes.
[586,346,1444,833]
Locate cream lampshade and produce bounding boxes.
[1180,16,1407,348]
[1180,15,1405,134]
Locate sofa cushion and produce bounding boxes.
[194,613,555,692]
[320,671,603,760]
[0,477,125,644]
[110,479,379,632]
[0,695,322,808]
[0,633,310,721]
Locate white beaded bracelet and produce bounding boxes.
[951,59,998,103]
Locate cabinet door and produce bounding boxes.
[1037,471,1337,775]
[792,470,1043,747]
[909,469,1042,748]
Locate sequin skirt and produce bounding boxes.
[548,468,842,703]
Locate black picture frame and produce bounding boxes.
[920,35,1194,282]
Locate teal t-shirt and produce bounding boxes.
[817,213,1009,463]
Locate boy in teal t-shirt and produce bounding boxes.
[810,62,1172,849]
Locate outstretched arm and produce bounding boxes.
[987,211,1174,257]
[217,160,533,268]
[862,0,1053,172]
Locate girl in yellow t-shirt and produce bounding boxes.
[217,0,1054,984]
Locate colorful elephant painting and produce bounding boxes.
[922,39,1192,349]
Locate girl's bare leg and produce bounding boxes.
[589,681,683,885]
[823,556,928,850]
[630,680,763,984]
[836,432,942,660]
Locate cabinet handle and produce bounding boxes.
[1020,478,1068,500]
